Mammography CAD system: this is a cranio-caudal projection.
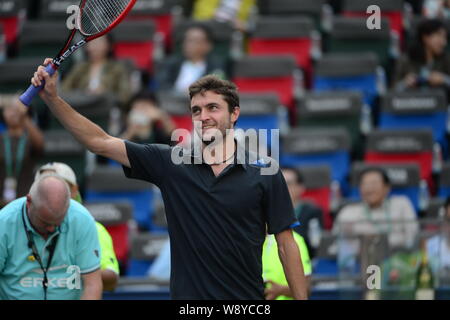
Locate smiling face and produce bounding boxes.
[190,90,239,143]
[359,171,391,209]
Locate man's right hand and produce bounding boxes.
[31,58,59,102]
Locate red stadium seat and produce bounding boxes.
[297,166,332,229]
[364,129,434,191]
[127,0,182,49]
[342,0,405,44]
[232,55,297,112]
[158,93,193,143]
[112,20,156,72]
[248,17,317,87]
[84,202,134,268]
[0,0,25,47]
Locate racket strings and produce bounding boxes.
[80,0,131,36]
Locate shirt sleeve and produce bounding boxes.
[263,167,298,235]
[75,209,101,274]
[122,141,171,186]
[96,222,120,274]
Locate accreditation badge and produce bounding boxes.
[3,177,17,202]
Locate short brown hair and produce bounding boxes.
[189,75,240,114]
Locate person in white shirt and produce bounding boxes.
[333,168,419,271]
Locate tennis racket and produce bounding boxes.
[19,0,137,106]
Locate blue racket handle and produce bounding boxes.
[19,64,57,106]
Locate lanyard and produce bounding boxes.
[21,204,59,300]
[362,200,392,235]
[3,133,27,178]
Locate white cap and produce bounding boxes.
[35,162,77,186]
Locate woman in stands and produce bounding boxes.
[393,18,450,93]
[61,34,132,108]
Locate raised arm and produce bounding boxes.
[31,58,130,167]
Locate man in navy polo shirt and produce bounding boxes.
[31,60,307,300]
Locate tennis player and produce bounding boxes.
[30,59,307,300]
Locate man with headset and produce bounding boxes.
[0,174,102,299]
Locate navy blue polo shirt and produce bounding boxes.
[123,141,298,300]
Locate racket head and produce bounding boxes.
[77,0,137,41]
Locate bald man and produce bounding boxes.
[0,175,102,300]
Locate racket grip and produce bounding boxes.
[19,64,57,106]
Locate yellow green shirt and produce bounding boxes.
[95,222,119,275]
[262,232,311,300]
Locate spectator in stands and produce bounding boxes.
[188,0,256,31]
[61,35,131,107]
[155,23,227,94]
[334,168,419,249]
[426,197,450,280]
[120,91,176,145]
[263,232,311,299]
[393,19,450,93]
[282,167,324,258]
[0,175,102,299]
[35,162,120,292]
[0,97,44,208]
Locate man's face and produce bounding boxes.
[27,197,66,238]
[359,172,390,208]
[183,28,211,61]
[282,169,304,205]
[423,28,447,56]
[190,91,239,143]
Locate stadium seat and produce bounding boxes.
[112,20,156,72]
[235,93,283,150]
[364,129,434,190]
[425,197,445,219]
[349,162,421,213]
[258,0,331,32]
[297,91,363,155]
[0,0,25,48]
[313,53,383,107]
[379,89,448,157]
[439,163,450,199]
[18,21,67,58]
[327,16,392,68]
[127,0,183,49]
[84,202,134,270]
[172,19,236,64]
[296,165,333,229]
[48,93,114,131]
[127,232,169,277]
[85,165,156,231]
[0,58,43,93]
[313,231,338,275]
[281,127,351,189]
[158,92,192,135]
[232,55,297,111]
[248,16,317,85]
[39,0,79,20]
[341,0,406,43]
[40,130,87,189]
[0,24,5,61]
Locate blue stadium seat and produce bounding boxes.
[85,166,156,231]
[313,53,382,107]
[281,128,351,188]
[235,93,284,150]
[379,90,448,157]
[439,163,450,199]
[348,162,421,214]
[127,232,169,277]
